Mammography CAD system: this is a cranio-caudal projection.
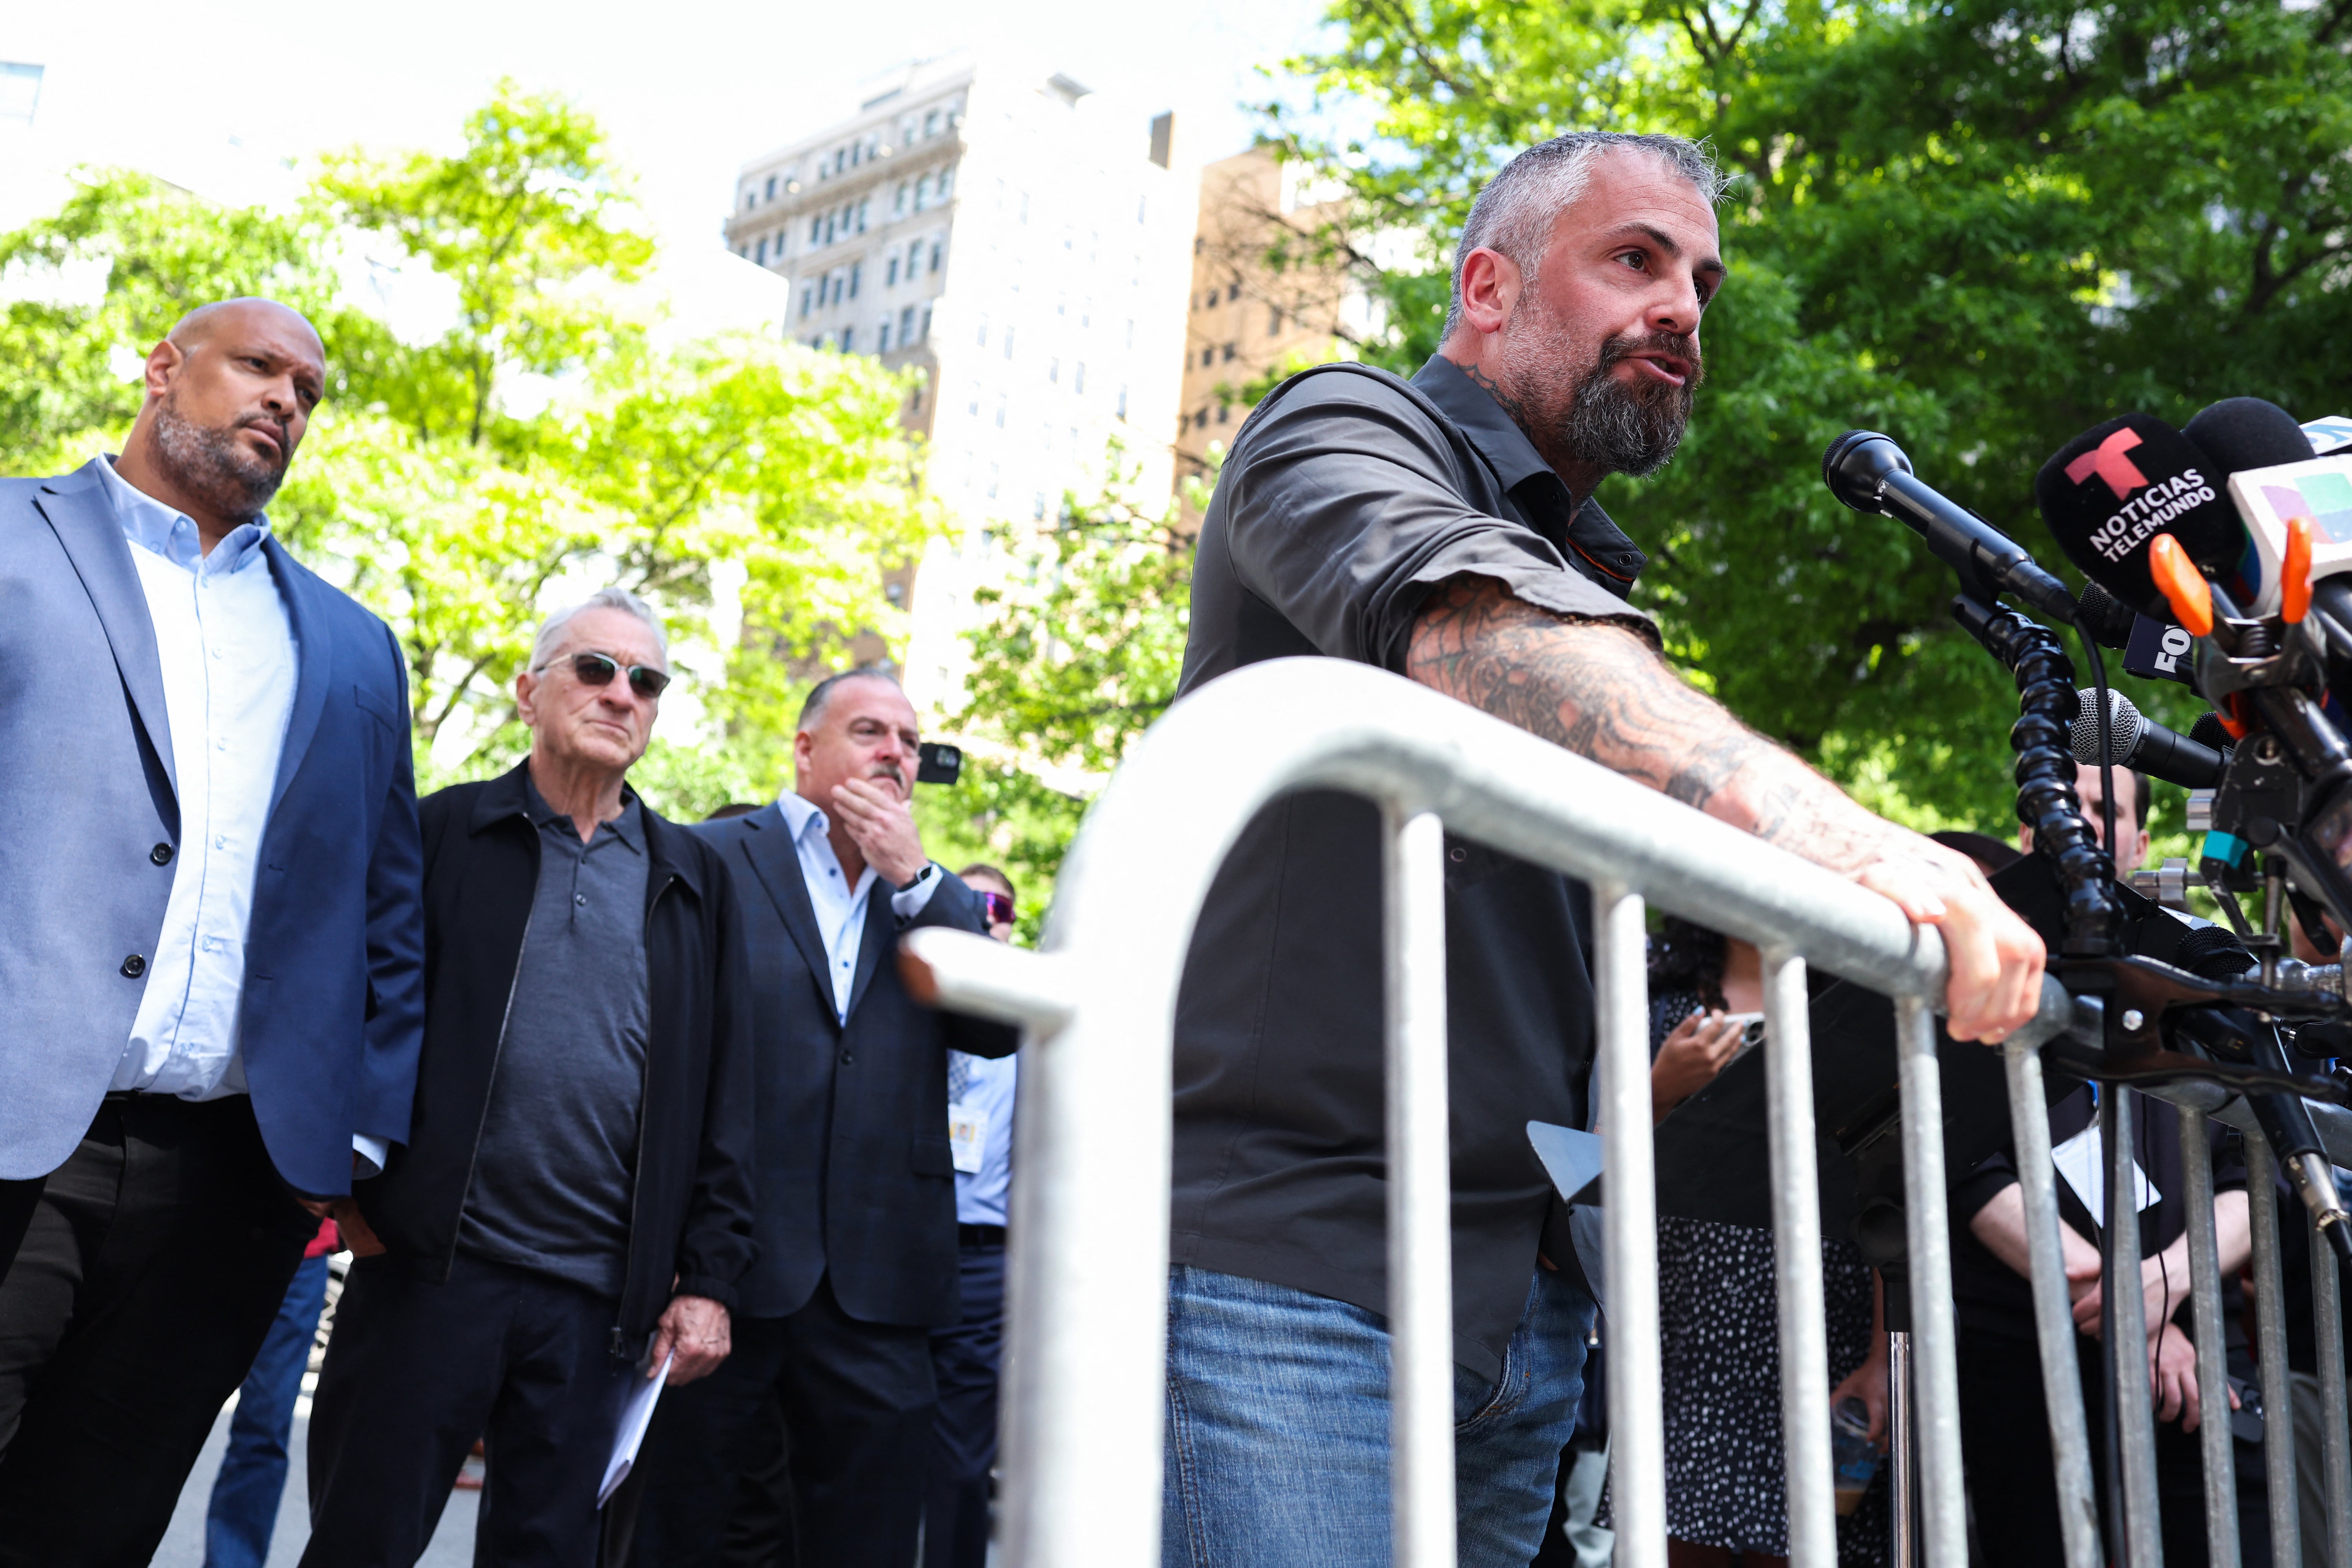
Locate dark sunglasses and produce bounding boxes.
[978,891,1015,926]
[545,651,671,700]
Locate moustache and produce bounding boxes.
[239,414,293,468]
[1595,330,1704,390]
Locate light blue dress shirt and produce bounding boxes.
[948,1050,1017,1227]
[773,789,942,1022]
[99,457,295,1102]
[96,459,386,1172]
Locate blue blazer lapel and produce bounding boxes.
[33,461,178,816]
[262,538,332,822]
[844,879,895,1021]
[735,806,848,1024]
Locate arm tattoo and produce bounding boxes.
[1405,575,1895,875]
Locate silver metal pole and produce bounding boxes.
[2180,1105,2243,1568]
[2310,1205,2352,1568]
[1596,882,1665,1568]
[2106,1089,2163,1568]
[1764,950,1835,1568]
[1894,997,1967,1568]
[2006,1038,2106,1568]
[2249,1130,2301,1568]
[1889,1329,1915,1568]
[1383,809,1456,1568]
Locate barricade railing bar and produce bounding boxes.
[898,657,2350,1568]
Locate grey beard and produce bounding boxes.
[1561,337,1698,478]
[150,397,286,519]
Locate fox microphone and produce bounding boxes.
[2035,414,2242,617]
[2069,688,2227,789]
[1824,431,2078,620]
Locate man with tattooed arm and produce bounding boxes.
[1160,131,2045,1568]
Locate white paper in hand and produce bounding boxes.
[600,1350,673,1505]
[2051,1123,2159,1228]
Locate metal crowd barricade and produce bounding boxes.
[896,656,2342,1568]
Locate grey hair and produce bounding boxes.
[530,586,669,673]
[797,666,902,732]
[1441,132,1729,341]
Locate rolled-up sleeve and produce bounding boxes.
[1220,379,1657,673]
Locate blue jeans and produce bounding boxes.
[1163,1263,1596,1568]
[203,1252,330,1568]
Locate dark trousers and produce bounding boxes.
[625,1272,936,1568]
[204,1250,333,1568]
[0,1094,313,1568]
[304,1252,632,1568]
[925,1241,1005,1568]
[1957,1323,2220,1567]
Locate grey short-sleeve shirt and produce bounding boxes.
[1170,356,1651,1379]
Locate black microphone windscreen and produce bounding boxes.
[2183,397,2314,478]
[2036,414,2241,616]
[2075,581,2139,650]
[2189,712,2234,753]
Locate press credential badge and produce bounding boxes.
[948,1101,989,1175]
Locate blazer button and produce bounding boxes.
[151,843,174,866]
[121,954,147,978]
[840,1050,854,1065]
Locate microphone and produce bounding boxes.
[1824,431,2078,620]
[2069,687,2227,789]
[2035,414,2241,617]
[2185,396,2320,475]
[2076,581,2140,649]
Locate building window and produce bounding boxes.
[880,322,893,352]
[1074,362,1085,394]
[1033,493,1047,521]
[1227,282,1240,303]
[765,175,777,200]
[1222,343,1237,362]
[1200,347,1214,368]
[800,287,813,319]
[856,199,869,232]
[849,261,862,299]
[887,256,899,287]
[1047,357,1058,384]
[986,464,999,499]
[967,383,980,416]
[995,401,1006,428]
[976,318,988,347]
[1116,385,1128,419]
[1018,191,1029,223]
[810,216,822,244]
[900,306,916,341]
[929,240,943,273]
[743,190,755,211]
[895,183,909,217]
[1218,404,1230,424]
[920,305,932,340]
[1003,328,1014,360]
[925,109,940,136]
[1269,306,1283,334]
[755,236,768,264]
[1125,319,1135,348]
[915,175,931,209]
[938,165,956,198]
[842,326,855,352]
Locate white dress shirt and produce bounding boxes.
[99,457,296,1102]
[773,789,942,1022]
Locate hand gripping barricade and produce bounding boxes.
[900,653,2097,1568]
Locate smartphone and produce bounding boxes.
[1722,1011,1766,1060]
[916,741,963,786]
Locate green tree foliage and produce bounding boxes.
[919,457,1199,929]
[1268,0,2352,835]
[0,82,927,813]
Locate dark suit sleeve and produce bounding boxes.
[359,621,427,1148]
[912,873,1021,1060]
[674,851,759,1307]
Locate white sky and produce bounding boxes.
[3,0,1334,250]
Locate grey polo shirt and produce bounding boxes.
[1169,355,1655,1378]
[459,775,652,1299]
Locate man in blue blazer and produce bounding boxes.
[622,671,1017,1568]
[0,298,425,1566]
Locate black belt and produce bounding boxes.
[958,1223,1005,1248]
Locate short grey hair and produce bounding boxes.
[1441,132,1728,341]
[797,666,902,732]
[530,586,669,673]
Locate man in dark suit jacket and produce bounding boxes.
[624,670,1018,1568]
[0,298,425,1566]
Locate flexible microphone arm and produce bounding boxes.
[1952,595,2124,958]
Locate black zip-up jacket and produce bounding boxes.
[356,763,757,1350]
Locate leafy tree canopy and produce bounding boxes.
[1,81,929,817]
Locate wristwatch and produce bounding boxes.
[897,862,936,894]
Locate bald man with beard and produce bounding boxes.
[0,299,426,1565]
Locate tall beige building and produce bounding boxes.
[1175,147,1381,517]
[722,54,1195,713]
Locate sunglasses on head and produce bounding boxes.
[978,891,1015,926]
[545,651,671,700]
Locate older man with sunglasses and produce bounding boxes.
[301,588,757,1568]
